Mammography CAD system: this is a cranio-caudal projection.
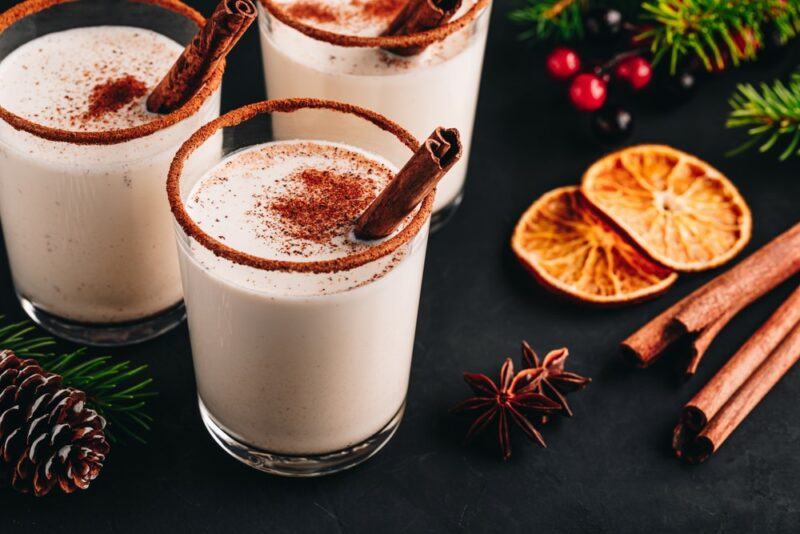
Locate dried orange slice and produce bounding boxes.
[511,186,678,305]
[581,145,751,271]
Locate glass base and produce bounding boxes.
[430,190,463,233]
[199,397,405,477]
[18,295,186,347]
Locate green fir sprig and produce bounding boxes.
[641,0,800,73]
[0,319,156,444]
[727,72,800,160]
[510,0,642,41]
[509,0,587,41]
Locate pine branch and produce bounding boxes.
[0,318,156,444]
[0,320,57,357]
[509,0,587,41]
[727,72,800,160]
[641,0,800,73]
[510,0,645,41]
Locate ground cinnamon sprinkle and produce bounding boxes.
[356,0,404,20]
[283,0,405,26]
[271,167,376,244]
[84,75,147,120]
[285,1,339,24]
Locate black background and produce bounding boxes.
[2,0,800,532]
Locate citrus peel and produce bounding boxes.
[511,186,678,305]
[581,145,751,271]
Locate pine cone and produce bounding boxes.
[0,350,109,496]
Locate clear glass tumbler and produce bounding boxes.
[168,99,433,476]
[0,0,222,346]
[257,0,491,228]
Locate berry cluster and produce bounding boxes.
[540,7,794,144]
[547,45,651,142]
[551,52,652,111]
[544,8,657,143]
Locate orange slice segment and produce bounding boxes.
[511,186,678,305]
[581,145,751,271]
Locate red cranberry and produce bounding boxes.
[615,56,652,91]
[546,47,581,80]
[569,73,607,111]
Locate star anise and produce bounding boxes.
[519,341,591,420]
[451,358,561,460]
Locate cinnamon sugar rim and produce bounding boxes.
[0,0,223,145]
[258,0,490,49]
[168,98,434,274]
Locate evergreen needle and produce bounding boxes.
[727,72,800,160]
[643,0,799,73]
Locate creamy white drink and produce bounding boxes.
[0,26,220,341]
[177,139,428,466]
[258,0,490,219]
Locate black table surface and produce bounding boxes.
[2,1,800,532]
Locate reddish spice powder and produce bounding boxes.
[356,0,404,20]
[271,168,376,243]
[286,0,404,25]
[286,1,339,24]
[84,75,147,120]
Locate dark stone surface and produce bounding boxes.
[2,1,800,532]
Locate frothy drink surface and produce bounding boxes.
[188,140,394,260]
[280,0,407,36]
[185,140,410,295]
[0,26,182,131]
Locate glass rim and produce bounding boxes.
[0,0,224,146]
[167,98,435,275]
[258,0,491,49]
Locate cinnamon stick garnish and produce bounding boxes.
[622,222,800,369]
[355,127,461,240]
[673,287,800,463]
[382,0,462,56]
[147,0,256,114]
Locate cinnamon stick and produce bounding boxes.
[678,284,800,431]
[675,225,800,335]
[382,0,462,56]
[685,309,737,377]
[622,222,800,368]
[355,127,461,240]
[147,0,256,114]
[673,287,800,463]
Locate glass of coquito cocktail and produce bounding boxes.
[0,0,255,345]
[257,0,490,228]
[168,99,461,476]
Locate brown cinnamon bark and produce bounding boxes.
[620,300,684,367]
[673,290,800,463]
[355,127,461,240]
[147,0,256,114]
[674,223,800,335]
[621,222,800,368]
[678,284,800,432]
[685,309,737,377]
[382,0,462,56]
